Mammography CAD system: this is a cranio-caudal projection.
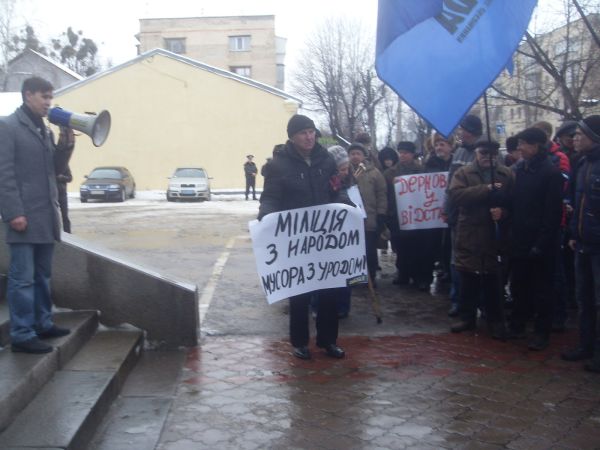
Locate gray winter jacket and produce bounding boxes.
[0,107,73,243]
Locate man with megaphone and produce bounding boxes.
[0,76,75,354]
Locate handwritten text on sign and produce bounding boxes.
[394,171,448,230]
[249,204,367,304]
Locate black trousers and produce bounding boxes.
[245,177,256,199]
[289,289,339,348]
[510,256,556,336]
[365,230,378,281]
[57,184,71,233]
[458,270,505,325]
[392,229,431,285]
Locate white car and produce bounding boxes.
[166,167,211,201]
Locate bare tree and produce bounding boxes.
[49,27,100,76]
[291,17,390,148]
[490,2,600,123]
[0,0,17,87]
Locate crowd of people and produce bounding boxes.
[260,113,600,373]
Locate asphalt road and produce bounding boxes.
[68,193,451,340]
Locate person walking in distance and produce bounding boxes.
[244,154,258,200]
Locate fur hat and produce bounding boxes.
[328,145,349,167]
[397,141,416,153]
[554,121,577,139]
[475,140,500,155]
[460,114,483,136]
[505,136,518,152]
[287,114,315,138]
[378,146,398,167]
[355,132,372,145]
[347,142,367,156]
[578,115,600,143]
[515,127,547,146]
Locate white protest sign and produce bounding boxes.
[249,203,368,304]
[347,185,367,219]
[394,171,448,230]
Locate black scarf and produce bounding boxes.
[21,104,46,139]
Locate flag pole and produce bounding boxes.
[483,89,492,141]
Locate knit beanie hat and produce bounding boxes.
[287,114,316,138]
[327,145,349,167]
[515,127,547,146]
[397,141,416,153]
[348,142,367,156]
[460,114,483,136]
[578,115,600,143]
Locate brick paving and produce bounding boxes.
[158,329,600,449]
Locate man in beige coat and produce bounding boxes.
[348,143,387,284]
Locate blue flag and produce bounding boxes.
[376,0,537,136]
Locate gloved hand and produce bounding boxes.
[528,246,542,259]
[376,214,386,236]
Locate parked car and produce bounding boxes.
[167,167,211,201]
[80,166,136,203]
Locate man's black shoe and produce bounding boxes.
[490,322,507,341]
[507,328,526,339]
[584,358,600,373]
[292,346,311,360]
[528,334,549,351]
[450,320,476,333]
[447,304,459,317]
[11,337,53,354]
[38,325,71,339]
[392,277,408,285]
[561,347,593,361]
[319,343,345,358]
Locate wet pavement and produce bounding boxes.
[70,200,600,449]
[158,329,600,449]
[158,256,600,450]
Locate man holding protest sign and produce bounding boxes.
[383,141,431,290]
[258,114,346,360]
[448,141,513,340]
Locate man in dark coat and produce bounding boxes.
[244,154,258,200]
[57,164,73,233]
[0,77,74,354]
[383,141,430,289]
[448,141,513,339]
[258,114,345,360]
[562,115,600,373]
[509,127,564,351]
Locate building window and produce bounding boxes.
[229,35,251,52]
[231,66,252,78]
[276,64,285,89]
[164,38,186,54]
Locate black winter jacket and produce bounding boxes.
[258,141,338,220]
[511,151,563,258]
[570,144,600,254]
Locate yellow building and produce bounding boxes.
[54,48,301,191]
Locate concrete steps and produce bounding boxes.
[0,310,144,450]
[89,350,186,450]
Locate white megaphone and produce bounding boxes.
[48,107,111,147]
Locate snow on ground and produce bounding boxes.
[68,190,260,215]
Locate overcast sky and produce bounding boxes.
[13,0,378,73]
[11,0,572,75]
